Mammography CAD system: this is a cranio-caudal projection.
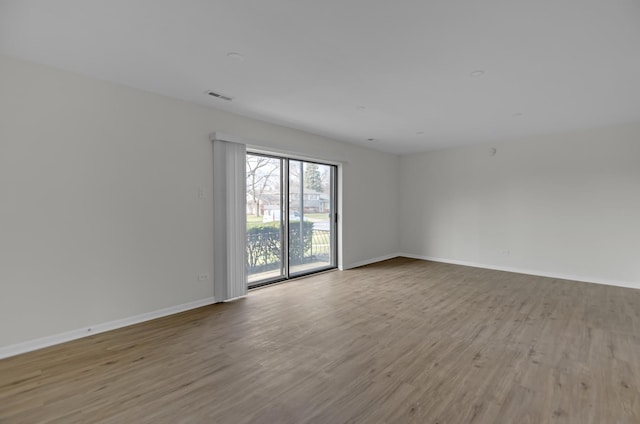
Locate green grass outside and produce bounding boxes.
[246,213,331,229]
[246,215,278,229]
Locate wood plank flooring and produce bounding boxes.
[1,258,640,423]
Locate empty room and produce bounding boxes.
[1,1,639,423]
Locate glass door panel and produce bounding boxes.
[246,154,337,287]
[289,161,336,276]
[246,154,284,286]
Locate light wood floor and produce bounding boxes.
[2,258,640,423]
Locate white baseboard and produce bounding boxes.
[399,253,639,290]
[0,297,216,360]
[343,253,401,270]
[4,256,634,360]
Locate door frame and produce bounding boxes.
[246,151,339,288]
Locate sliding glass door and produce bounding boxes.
[288,160,336,276]
[246,154,284,284]
[246,153,337,287]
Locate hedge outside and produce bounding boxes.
[246,221,314,273]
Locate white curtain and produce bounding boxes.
[211,135,247,301]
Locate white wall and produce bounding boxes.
[6,49,637,355]
[0,54,400,351]
[399,123,640,287]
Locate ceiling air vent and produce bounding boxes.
[206,90,233,101]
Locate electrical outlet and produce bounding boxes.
[198,273,209,281]
[198,188,205,199]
